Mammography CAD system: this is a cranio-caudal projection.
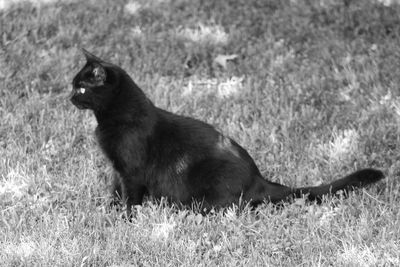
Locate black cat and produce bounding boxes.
[70,49,384,215]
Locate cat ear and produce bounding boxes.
[81,48,103,63]
[92,63,107,82]
[81,49,106,82]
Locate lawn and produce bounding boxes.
[1,0,400,266]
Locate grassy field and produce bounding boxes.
[1,0,400,266]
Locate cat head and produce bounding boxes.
[70,49,118,111]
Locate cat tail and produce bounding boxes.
[292,168,384,202]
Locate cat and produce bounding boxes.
[70,49,384,215]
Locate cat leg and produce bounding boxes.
[124,182,147,218]
[110,171,123,207]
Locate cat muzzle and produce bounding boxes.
[70,87,89,109]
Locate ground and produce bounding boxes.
[1,0,400,266]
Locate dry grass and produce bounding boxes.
[1,0,399,266]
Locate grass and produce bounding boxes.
[1,0,400,265]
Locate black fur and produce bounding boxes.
[70,50,384,214]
